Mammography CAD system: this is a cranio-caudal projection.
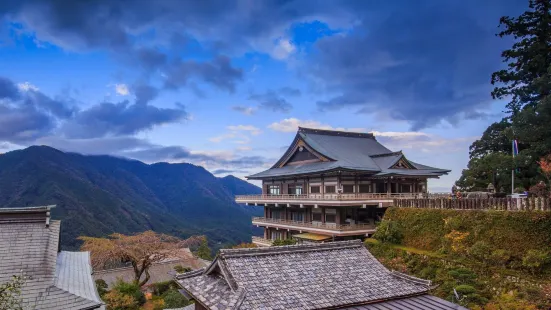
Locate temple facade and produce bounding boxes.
[235,127,450,246]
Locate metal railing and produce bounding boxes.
[252,217,376,232]
[236,192,449,201]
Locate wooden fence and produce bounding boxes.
[393,198,551,211]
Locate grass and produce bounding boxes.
[364,238,444,258]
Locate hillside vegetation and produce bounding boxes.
[368,207,551,309]
[0,146,261,249]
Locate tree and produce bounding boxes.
[538,154,551,185]
[455,153,513,191]
[80,231,202,287]
[194,237,213,260]
[0,274,26,310]
[491,0,551,114]
[469,119,513,159]
[272,238,297,246]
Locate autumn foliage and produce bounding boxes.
[80,231,203,287]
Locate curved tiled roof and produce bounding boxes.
[247,127,449,179]
[176,240,463,310]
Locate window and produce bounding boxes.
[359,184,371,193]
[290,212,304,222]
[271,230,283,240]
[271,210,282,219]
[325,208,336,223]
[343,185,354,193]
[312,208,322,222]
[310,186,320,194]
[288,185,303,195]
[269,185,280,195]
[325,185,336,193]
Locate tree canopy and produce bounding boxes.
[80,231,203,287]
[456,0,551,192]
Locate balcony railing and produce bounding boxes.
[251,236,273,246]
[252,217,376,232]
[237,192,449,201]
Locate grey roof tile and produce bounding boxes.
[0,207,104,310]
[247,128,449,179]
[176,240,461,310]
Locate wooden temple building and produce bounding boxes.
[235,127,450,246]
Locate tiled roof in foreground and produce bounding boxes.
[176,240,466,310]
[0,206,104,310]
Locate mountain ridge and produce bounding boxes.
[0,145,261,249]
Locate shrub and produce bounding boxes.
[488,249,511,267]
[232,242,258,249]
[194,237,213,260]
[469,241,491,262]
[529,182,548,197]
[151,280,178,296]
[272,238,297,246]
[112,279,146,306]
[163,289,191,308]
[95,279,108,297]
[103,290,138,310]
[173,265,192,273]
[522,250,549,274]
[372,220,403,244]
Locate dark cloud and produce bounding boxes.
[163,56,243,93]
[0,104,54,142]
[278,87,301,97]
[231,105,256,115]
[249,91,293,113]
[0,77,20,100]
[23,91,77,118]
[62,100,188,139]
[211,169,241,175]
[309,0,526,130]
[132,83,159,105]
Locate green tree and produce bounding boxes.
[468,119,513,159]
[0,274,26,310]
[455,153,513,191]
[491,0,551,114]
[163,290,191,308]
[95,279,109,297]
[194,237,213,260]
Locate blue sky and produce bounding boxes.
[0,1,526,191]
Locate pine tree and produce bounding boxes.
[491,0,551,114]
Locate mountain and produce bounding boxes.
[219,175,262,196]
[0,146,262,250]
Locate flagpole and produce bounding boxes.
[511,140,515,194]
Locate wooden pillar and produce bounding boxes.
[321,175,325,196]
[321,207,326,223]
[387,177,391,195]
[264,228,268,239]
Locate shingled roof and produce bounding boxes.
[175,240,465,310]
[247,127,450,179]
[0,206,104,310]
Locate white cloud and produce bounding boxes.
[271,38,296,60]
[17,82,39,92]
[268,118,366,133]
[371,131,430,139]
[114,83,129,96]
[227,125,262,135]
[209,125,262,143]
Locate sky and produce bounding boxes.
[0,0,527,191]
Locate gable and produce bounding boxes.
[391,158,415,169]
[285,146,321,165]
[277,137,330,168]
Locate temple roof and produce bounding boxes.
[0,206,104,310]
[247,127,450,179]
[176,240,465,310]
